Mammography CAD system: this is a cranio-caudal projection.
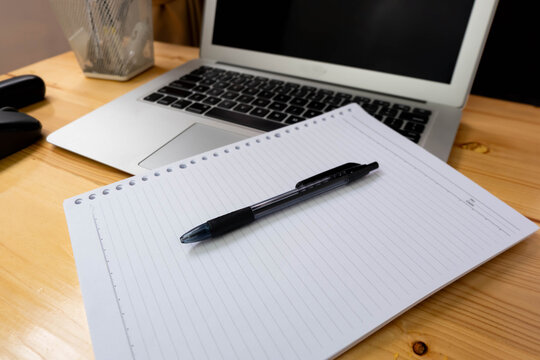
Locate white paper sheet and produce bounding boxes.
[64,104,538,359]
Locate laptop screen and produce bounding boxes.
[212,0,474,84]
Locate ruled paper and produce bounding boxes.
[64,104,538,360]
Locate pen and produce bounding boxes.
[180,161,379,243]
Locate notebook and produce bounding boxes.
[64,104,537,360]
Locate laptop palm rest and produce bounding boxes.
[139,123,248,170]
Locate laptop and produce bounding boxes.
[47,0,498,175]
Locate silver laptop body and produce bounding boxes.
[48,0,498,175]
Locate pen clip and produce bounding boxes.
[295,162,361,188]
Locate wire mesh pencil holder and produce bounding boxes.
[50,0,154,81]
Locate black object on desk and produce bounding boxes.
[180,161,379,243]
[0,75,45,109]
[0,75,45,158]
[0,107,42,158]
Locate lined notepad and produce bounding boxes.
[64,104,537,360]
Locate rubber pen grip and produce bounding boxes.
[207,207,255,237]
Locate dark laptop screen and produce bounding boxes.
[212,0,474,84]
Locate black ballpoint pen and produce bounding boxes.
[180,161,379,243]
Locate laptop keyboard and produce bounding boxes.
[143,66,431,143]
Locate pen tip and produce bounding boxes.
[180,223,212,244]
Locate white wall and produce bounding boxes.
[0,1,70,74]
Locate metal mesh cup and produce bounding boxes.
[49,0,154,81]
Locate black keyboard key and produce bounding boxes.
[404,121,426,133]
[285,105,305,116]
[353,96,371,104]
[268,111,287,122]
[217,100,237,109]
[170,80,196,90]
[326,97,343,106]
[284,115,305,124]
[180,74,202,83]
[399,111,429,124]
[325,104,338,112]
[392,103,410,111]
[258,90,275,99]
[189,67,209,76]
[361,103,379,115]
[206,107,283,131]
[204,70,222,78]
[318,89,334,96]
[379,107,398,117]
[274,94,291,103]
[374,114,384,121]
[243,87,260,96]
[336,92,352,99]
[207,88,224,96]
[143,93,163,102]
[214,81,230,89]
[222,91,239,100]
[250,107,270,118]
[186,102,211,114]
[290,97,308,106]
[206,67,223,73]
[307,101,326,111]
[290,90,309,98]
[373,100,390,107]
[259,83,276,91]
[268,102,287,111]
[301,85,316,92]
[200,78,217,86]
[237,95,255,104]
[233,103,253,113]
[269,79,284,86]
[158,86,191,98]
[192,85,210,93]
[413,108,432,116]
[252,98,270,107]
[274,86,291,94]
[229,84,245,92]
[384,117,403,130]
[157,96,177,105]
[205,72,221,80]
[202,96,221,105]
[304,109,322,118]
[192,65,211,71]
[231,77,247,85]
[285,82,300,88]
[307,92,325,101]
[188,93,206,102]
[245,80,262,88]
[220,75,234,82]
[171,99,192,109]
[399,130,421,143]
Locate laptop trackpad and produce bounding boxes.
[139,123,248,169]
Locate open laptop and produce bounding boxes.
[48,0,498,175]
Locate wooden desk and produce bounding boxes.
[1,42,539,359]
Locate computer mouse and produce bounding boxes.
[0,107,42,158]
[0,75,45,109]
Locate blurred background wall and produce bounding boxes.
[0,0,69,74]
[1,0,537,106]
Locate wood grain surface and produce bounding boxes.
[1,42,539,360]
